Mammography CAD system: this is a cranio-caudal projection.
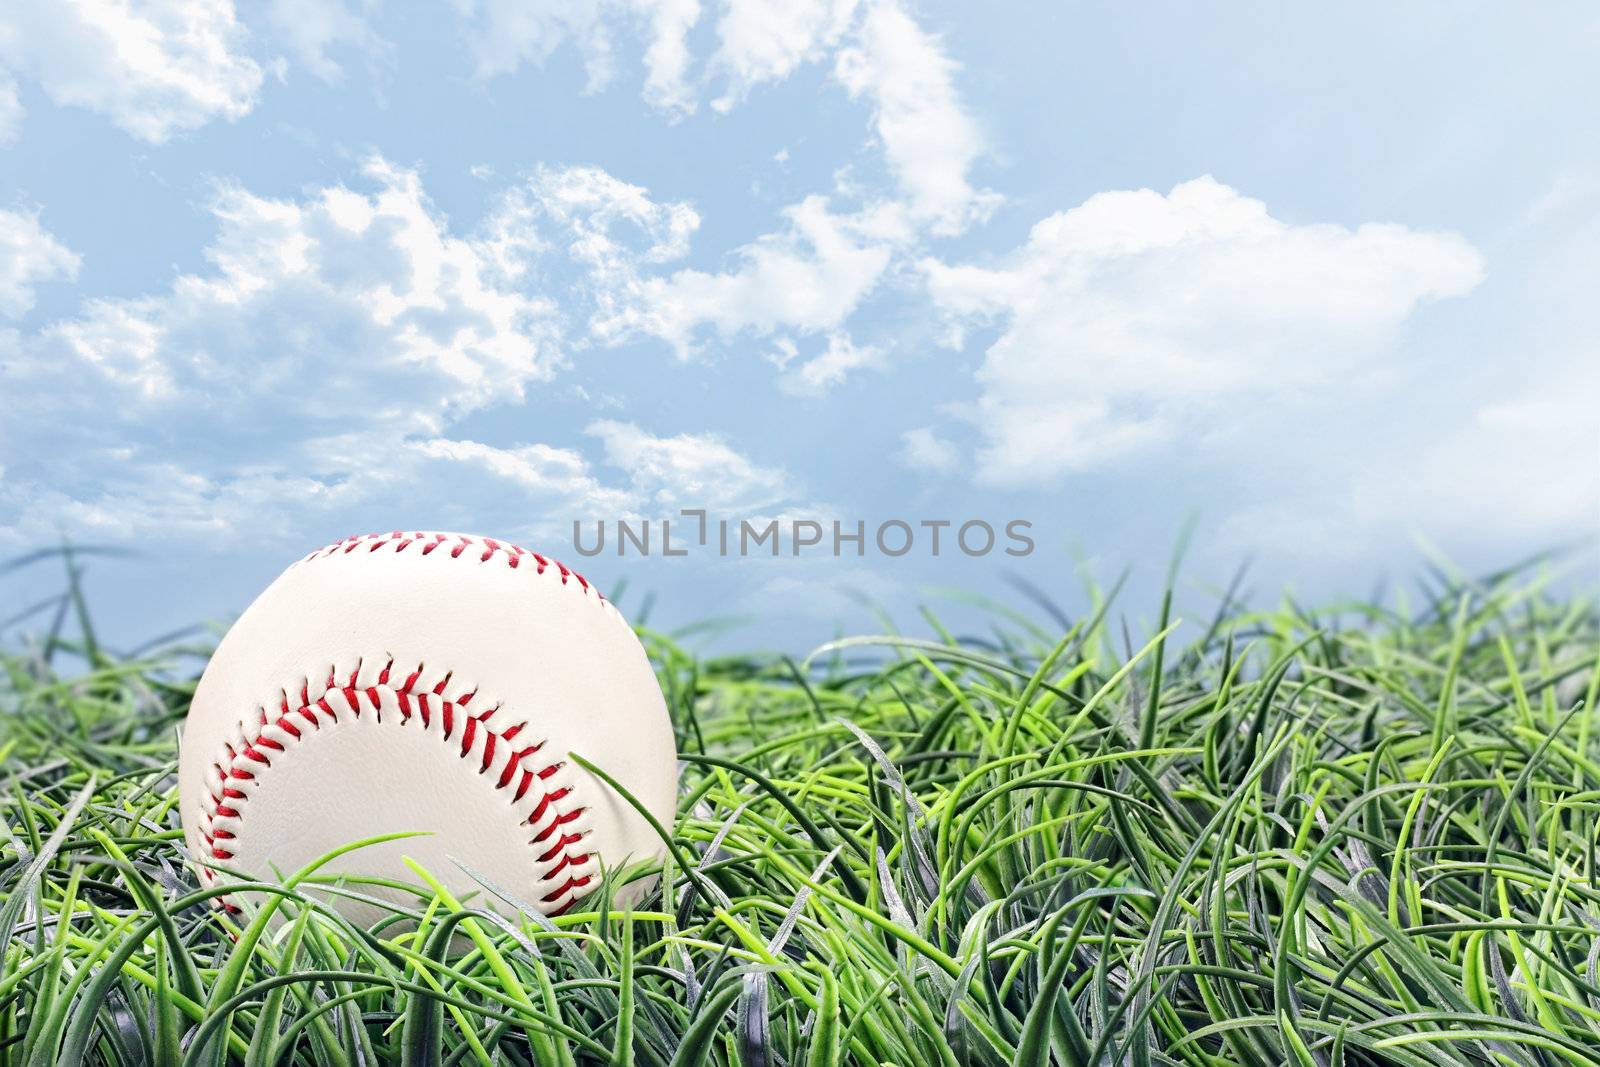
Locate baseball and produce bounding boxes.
[178,531,678,922]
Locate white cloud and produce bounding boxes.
[267,0,387,82]
[451,0,596,81]
[137,156,559,413]
[441,0,994,385]
[484,164,700,346]
[897,426,958,474]
[778,331,880,396]
[0,209,80,318]
[527,0,995,374]
[414,437,599,495]
[586,418,790,511]
[453,0,701,115]
[411,437,637,518]
[765,335,798,369]
[0,0,262,143]
[404,421,797,542]
[0,158,570,540]
[452,0,992,236]
[0,456,349,543]
[637,0,700,116]
[489,164,698,277]
[703,0,994,246]
[710,0,858,109]
[1216,173,1600,563]
[614,195,903,355]
[0,157,816,546]
[923,176,1486,487]
[449,0,994,232]
[833,2,995,234]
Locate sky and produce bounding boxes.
[1,0,1597,654]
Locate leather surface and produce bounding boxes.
[178,532,678,922]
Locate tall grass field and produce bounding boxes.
[2,552,1598,1066]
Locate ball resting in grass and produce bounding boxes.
[177,531,679,928]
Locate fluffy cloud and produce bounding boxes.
[485,165,699,341]
[20,158,560,418]
[0,453,355,543]
[411,437,638,519]
[834,2,996,234]
[586,418,790,511]
[1212,173,1600,564]
[451,0,608,84]
[707,0,993,238]
[0,0,262,142]
[923,176,1486,486]
[455,0,990,244]
[453,0,702,115]
[446,0,992,370]
[267,0,388,82]
[636,0,700,116]
[778,331,881,396]
[0,209,80,318]
[897,426,958,474]
[709,0,858,108]
[615,196,904,355]
[0,158,803,548]
[0,159,562,540]
[380,422,793,542]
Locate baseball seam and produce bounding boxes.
[196,660,597,915]
[305,532,605,602]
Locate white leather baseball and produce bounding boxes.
[178,531,678,922]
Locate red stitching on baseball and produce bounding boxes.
[196,668,593,912]
[302,532,603,601]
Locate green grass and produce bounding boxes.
[2,552,1598,1066]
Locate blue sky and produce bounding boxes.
[2,1,1596,652]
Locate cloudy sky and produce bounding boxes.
[2,1,1596,651]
